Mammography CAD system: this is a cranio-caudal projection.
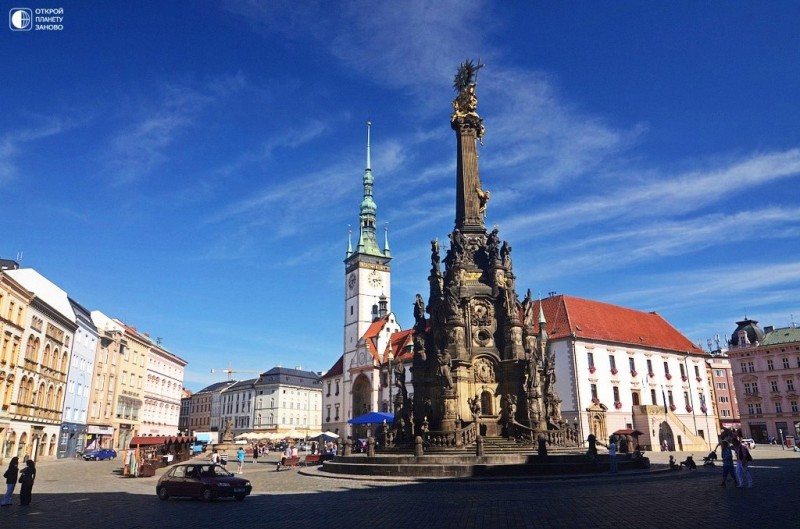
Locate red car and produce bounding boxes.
[156,463,252,502]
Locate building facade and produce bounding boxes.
[4,269,77,461]
[59,298,97,458]
[252,367,322,436]
[728,319,800,444]
[0,270,32,464]
[706,353,740,432]
[141,340,187,437]
[219,379,256,436]
[542,294,720,451]
[188,381,235,435]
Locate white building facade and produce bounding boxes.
[542,294,720,452]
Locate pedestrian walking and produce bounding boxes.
[252,444,259,464]
[608,436,618,474]
[18,460,35,506]
[2,456,19,506]
[720,440,735,486]
[236,446,245,474]
[732,438,753,487]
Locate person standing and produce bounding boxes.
[732,438,753,487]
[236,446,245,474]
[18,460,35,506]
[2,457,19,506]
[720,440,735,486]
[252,444,259,464]
[608,436,618,474]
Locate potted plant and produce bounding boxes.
[631,370,638,377]
[665,373,672,380]
[669,404,677,412]
[589,365,596,374]
[610,367,618,375]
[614,401,623,410]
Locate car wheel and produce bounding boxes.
[235,495,245,501]
[157,487,170,501]
[201,487,214,502]
[93,456,99,461]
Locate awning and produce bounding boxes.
[613,429,643,436]
[348,412,394,425]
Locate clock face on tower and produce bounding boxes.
[348,273,356,291]
[368,270,382,288]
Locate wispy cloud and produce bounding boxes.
[0,118,69,186]
[103,73,247,186]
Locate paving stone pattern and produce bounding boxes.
[2,447,797,528]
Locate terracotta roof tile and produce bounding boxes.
[536,295,704,355]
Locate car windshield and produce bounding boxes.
[198,464,233,477]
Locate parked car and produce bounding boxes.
[741,438,756,449]
[156,463,252,502]
[83,448,117,461]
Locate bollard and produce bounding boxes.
[415,436,424,457]
[476,435,484,457]
[367,436,376,457]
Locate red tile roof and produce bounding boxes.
[536,295,704,355]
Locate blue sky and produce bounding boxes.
[3,1,800,392]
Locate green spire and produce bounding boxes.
[355,121,383,257]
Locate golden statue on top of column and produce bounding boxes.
[451,59,485,140]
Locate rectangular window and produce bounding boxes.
[791,401,799,413]
[776,402,783,413]
[741,363,748,373]
[587,352,594,368]
[788,380,795,391]
[767,359,774,370]
[326,382,331,397]
[683,391,690,407]
[771,381,779,392]
[717,382,727,390]
[748,361,755,373]
[667,390,674,407]
[721,409,731,417]
[783,358,790,369]
[694,365,701,379]
[663,362,670,375]
[608,355,616,370]
[612,386,620,402]
[590,384,598,401]
[647,359,653,374]
[715,369,723,377]
[629,358,636,374]
[679,364,686,378]
[651,389,657,404]
[719,396,729,403]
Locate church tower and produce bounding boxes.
[343,121,392,360]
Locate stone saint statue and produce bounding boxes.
[437,351,454,389]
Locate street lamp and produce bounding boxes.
[387,348,394,415]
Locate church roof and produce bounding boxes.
[536,294,704,355]
[379,329,415,364]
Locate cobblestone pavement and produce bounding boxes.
[2,446,798,528]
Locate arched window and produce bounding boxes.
[37,382,46,408]
[60,352,68,373]
[46,385,55,410]
[25,335,35,361]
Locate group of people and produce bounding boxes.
[2,457,36,507]
[717,437,753,488]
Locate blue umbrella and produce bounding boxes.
[347,411,394,425]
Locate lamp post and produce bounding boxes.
[387,349,394,415]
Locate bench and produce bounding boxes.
[276,456,300,471]
[302,454,321,466]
